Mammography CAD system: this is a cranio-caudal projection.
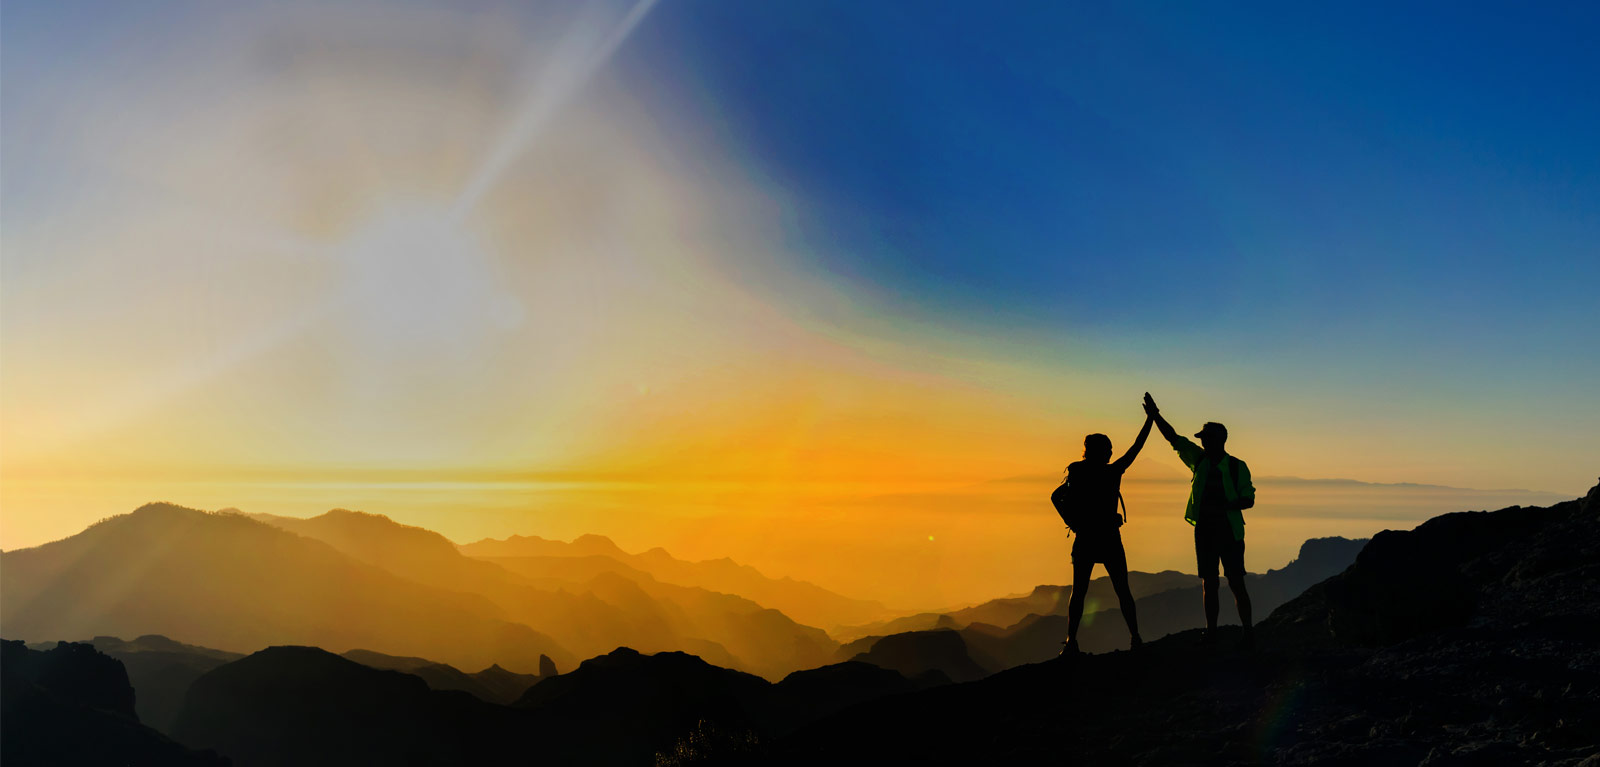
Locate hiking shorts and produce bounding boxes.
[1072,529,1128,570]
[1194,522,1245,580]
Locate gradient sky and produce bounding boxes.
[3,1,1596,606]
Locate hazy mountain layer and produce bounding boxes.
[488,558,837,679]
[460,533,893,631]
[833,569,1197,641]
[250,509,836,679]
[0,504,570,674]
[71,634,243,734]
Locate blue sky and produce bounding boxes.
[637,2,1597,334]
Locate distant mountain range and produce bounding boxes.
[457,533,893,631]
[830,536,1368,680]
[5,480,1594,765]
[243,509,838,679]
[1,505,845,682]
[0,504,569,673]
[833,569,1198,641]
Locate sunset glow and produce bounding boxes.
[3,1,1595,611]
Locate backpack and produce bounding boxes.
[1050,475,1127,536]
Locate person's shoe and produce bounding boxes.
[1059,638,1081,657]
[1240,628,1256,650]
[1199,629,1217,646]
[1129,634,1144,651]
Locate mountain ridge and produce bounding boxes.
[0,503,571,673]
[460,532,893,631]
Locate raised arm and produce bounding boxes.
[1113,414,1154,472]
[1144,392,1179,444]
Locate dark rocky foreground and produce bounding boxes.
[773,481,1600,765]
[0,640,229,766]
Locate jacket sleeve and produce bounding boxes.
[1235,459,1255,500]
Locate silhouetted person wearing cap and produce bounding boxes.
[1059,410,1154,654]
[1143,393,1257,644]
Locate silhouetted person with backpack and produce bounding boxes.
[1053,408,1153,654]
[1143,392,1257,646]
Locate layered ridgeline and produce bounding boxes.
[0,504,846,681]
[10,482,1588,766]
[2,500,1371,691]
[35,635,245,734]
[458,534,894,632]
[0,505,570,674]
[243,509,838,679]
[830,536,1369,679]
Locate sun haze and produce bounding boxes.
[3,1,1596,609]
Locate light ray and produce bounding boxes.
[450,0,662,221]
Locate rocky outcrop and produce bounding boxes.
[81,634,243,734]
[1,639,229,766]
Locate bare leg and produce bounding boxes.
[1201,576,1220,631]
[1105,559,1141,643]
[1066,559,1096,645]
[1228,576,1253,629]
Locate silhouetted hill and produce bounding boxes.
[768,660,930,727]
[252,509,836,678]
[0,503,570,673]
[771,483,1600,764]
[70,634,244,735]
[164,640,939,766]
[471,662,545,706]
[461,533,892,630]
[172,646,525,766]
[514,646,943,763]
[2,639,229,766]
[845,629,986,683]
[516,647,775,763]
[341,648,541,705]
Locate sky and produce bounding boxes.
[3,1,1596,607]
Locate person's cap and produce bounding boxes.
[1194,422,1227,440]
